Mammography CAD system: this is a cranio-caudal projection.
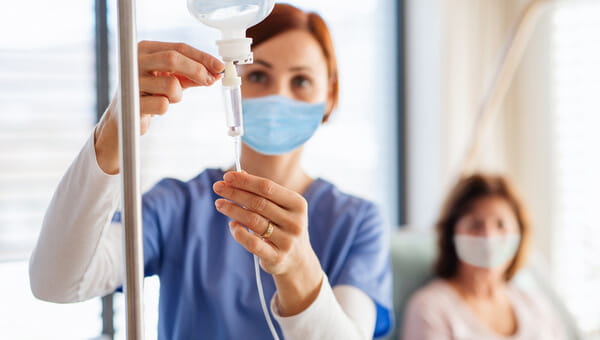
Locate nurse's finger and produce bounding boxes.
[228,221,279,261]
[138,41,225,74]
[140,95,169,116]
[223,172,305,211]
[174,74,206,90]
[139,50,217,86]
[212,181,296,229]
[140,114,153,135]
[140,75,183,103]
[153,71,214,90]
[214,199,292,250]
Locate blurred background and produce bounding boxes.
[0,0,598,339]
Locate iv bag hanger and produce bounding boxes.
[460,0,555,177]
[117,0,144,339]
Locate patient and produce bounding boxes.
[402,174,566,339]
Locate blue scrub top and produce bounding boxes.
[114,169,393,339]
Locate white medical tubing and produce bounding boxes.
[254,254,281,340]
[233,139,280,340]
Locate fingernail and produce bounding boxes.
[215,200,224,209]
[223,172,235,183]
[228,222,237,234]
[213,181,224,192]
[213,60,225,73]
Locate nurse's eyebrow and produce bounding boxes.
[254,60,272,68]
[289,66,312,72]
[253,60,313,73]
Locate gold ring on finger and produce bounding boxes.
[260,221,275,240]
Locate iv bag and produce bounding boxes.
[187,0,275,40]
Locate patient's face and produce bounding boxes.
[238,29,330,106]
[455,196,520,237]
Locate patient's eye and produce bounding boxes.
[466,218,483,232]
[497,219,506,230]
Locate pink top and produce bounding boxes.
[401,279,566,340]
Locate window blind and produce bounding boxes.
[0,1,105,339]
[0,7,95,261]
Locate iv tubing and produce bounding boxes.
[254,254,280,340]
[234,137,242,173]
[233,137,280,340]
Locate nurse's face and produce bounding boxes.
[239,30,331,108]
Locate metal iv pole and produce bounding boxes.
[117,0,145,338]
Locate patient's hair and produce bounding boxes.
[434,173,532,281]
[246,3,338,120]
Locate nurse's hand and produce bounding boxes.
[94,41,225,175]
[213,171,324,316]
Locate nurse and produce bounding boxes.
[29,4,392,339]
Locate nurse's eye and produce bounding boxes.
[246,71,268,84]
[292,75,312,89]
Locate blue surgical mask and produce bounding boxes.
[241,95,326,155]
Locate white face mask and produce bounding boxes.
[453,234,521,269]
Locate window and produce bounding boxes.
[0,1,95,261]
[0,0,102,338]
[550,1,600,336]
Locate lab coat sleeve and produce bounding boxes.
[29,129,123,303]
[271,273,376,340]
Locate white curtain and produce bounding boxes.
[442,0,531,177]
[440,0,554,263]
[404,0,540,227]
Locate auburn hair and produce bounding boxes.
[247,3,339,120]
[434,174,532,281]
